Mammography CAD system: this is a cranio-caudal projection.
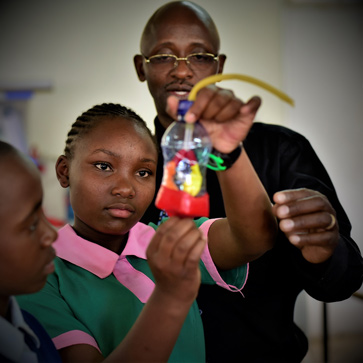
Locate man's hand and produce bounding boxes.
[166,85,261,153]
[272,188,339,264]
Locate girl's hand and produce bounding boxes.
[146,217,206,304]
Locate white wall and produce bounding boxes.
[0,0,286,220]
[0,0,285,158]
[282,1,363,339]
[0,0,362,341]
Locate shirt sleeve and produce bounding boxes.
[274,129,363,300]
[195,217,248,293]
[149,218,249,293]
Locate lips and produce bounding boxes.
[106,203,135,219]
[44,248,56,275]
[166,83,193,98]
[44,260,55,275]
[170,90,190,98]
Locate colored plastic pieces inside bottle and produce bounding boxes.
[155,100,212,218]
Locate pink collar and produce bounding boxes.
[54,223,156,278]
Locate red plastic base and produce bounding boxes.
[155,185,209,218]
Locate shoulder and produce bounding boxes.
[21,310,61,362]
[246,122,314,156]
[21,309,47,333]
[249,122,308,142]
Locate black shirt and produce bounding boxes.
[141,118,363,362]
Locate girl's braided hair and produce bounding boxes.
[64,103,157,159]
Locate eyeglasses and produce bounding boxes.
[143,53,219,71]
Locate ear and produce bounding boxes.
[134,54,146,82]
[55,155,70,189]
[217,54,227,74]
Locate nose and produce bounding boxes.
[111,178,136,199]
[171,58,193,78]
[40,213,58,247]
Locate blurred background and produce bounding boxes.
[1,0,362,361]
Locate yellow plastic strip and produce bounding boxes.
[188,73,294,106]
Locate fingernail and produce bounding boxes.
[185,112,197,123]
[281,219,294,230]
[276,193,286,203]
[289,235,300,244]
[279,205,289,217]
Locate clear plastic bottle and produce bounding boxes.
[155,100,212,217]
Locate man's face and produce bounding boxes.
[134,11,225,128]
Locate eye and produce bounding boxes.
[29,218,39,233]
[150,55,176,64]
[94,162,112,171]
[189,53,215,64]
[137,170,153,178]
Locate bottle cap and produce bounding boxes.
[177,100,193,116]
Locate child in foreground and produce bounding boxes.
[0,140,61,362]
[18,95,277,362]
[0,138,204,363]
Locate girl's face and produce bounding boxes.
[60,117,157,246]
[0,156,57,298]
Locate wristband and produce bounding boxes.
[207,142,243,171]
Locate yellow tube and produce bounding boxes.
[188,73,294,106]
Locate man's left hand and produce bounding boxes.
[272,188,339,264]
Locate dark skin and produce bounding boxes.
[55,117,207,362]
[134,0,339,263]
[134,1,226,130]
[0,144,57,319]
[56,119,158,254]
[272,188,339,263]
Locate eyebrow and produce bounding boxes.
[155,41,211,51]
[92,148,119,157]
[92,149,157,164]
[140,158,157,165]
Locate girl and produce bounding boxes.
[18,96,276,362]
[0,141,61,362]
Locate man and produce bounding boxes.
[134,1,363,361]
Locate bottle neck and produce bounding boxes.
[177,100,194,120]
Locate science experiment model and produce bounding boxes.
[155,73,294,218]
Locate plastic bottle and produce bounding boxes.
[155,100,212,218]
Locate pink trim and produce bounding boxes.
[52,330,101,353]
[240,263,249,291]
[124,223,155,258]
[54,225,118,278]
[200,218,248,294]
[54,223,156,278]
[113,257,155,303]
